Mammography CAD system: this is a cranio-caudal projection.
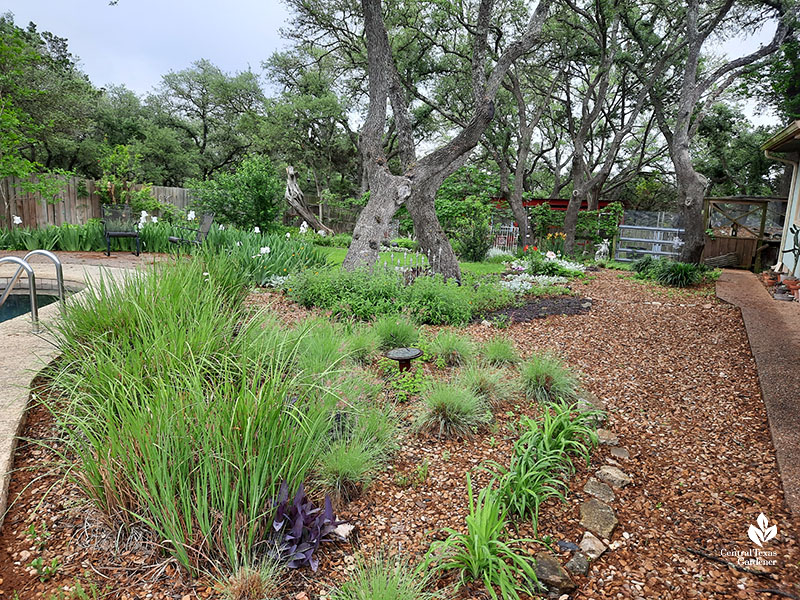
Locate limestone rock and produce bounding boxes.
[580,499,618,539]
[583,478,615,503]
[579,531,607,560]
[610,446,630,460]
[596,465,632,489]
[596,428,619,445]
[565,552,590,575]
[534,552,576,595]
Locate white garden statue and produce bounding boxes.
[595,238,610,261]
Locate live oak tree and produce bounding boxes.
[555,0,668,255]
[147,59,265,180]
[624,0,791,262]
[339,0,553,278]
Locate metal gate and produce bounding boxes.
[615,224,685,262]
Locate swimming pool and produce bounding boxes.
[0,293,59,324]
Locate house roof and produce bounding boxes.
[762,120,800,153]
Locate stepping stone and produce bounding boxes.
[579,531,607,560]
[584,478,615,503]
[596,465,632,489]
[565,552,590,576]
[610,447,630,460]
[577,396,607,426]
[534,552,576,595]
[580,499,618,539]
[596,428,619,445]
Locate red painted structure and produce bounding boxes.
[491,197,614,211]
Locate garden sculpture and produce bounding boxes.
[594,238,610,261]
[782,224,800,277]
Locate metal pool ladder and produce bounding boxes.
[0,250,66,333]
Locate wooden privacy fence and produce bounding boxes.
[0,176,192,229]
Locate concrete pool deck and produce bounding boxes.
[0,251,156,530]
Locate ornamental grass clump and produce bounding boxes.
[456,364,518,406]
[295,319,347,377]
[520,353,580,404]
[221,561,282,600]
[345,325,381,365]
[316,439,382,505]
[332,553,440,600]
[480,337,520,366]
[374,315,420,349]
[417,382,491,439]
[427,330,475,366]
[317,397,398,504]
[50,254,347,573]
[423,475,540,600]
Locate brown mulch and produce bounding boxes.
[1,269,799,599]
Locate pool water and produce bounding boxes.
[0,293,59,324]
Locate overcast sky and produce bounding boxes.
[3,0,783,127]
[3,0,291,95]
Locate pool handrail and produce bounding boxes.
[0,256,38,332]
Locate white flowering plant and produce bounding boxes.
[500,272,569,293]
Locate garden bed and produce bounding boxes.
[1,270,798,599]
[477,296,592,323]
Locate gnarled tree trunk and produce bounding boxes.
[343,0,553,273]
[674,143,708,263]
[406,185,461,281]
[284,166,334,235]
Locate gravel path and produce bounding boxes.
[0,269,797,599]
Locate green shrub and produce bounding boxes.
[390,237,419,251]
[520,353,580,404]
[188,155,283,230]
[454,218,493,262]
[654,261,703,287]
[424,475,540,600]
[288,269,404,320]
[456,364,517,406]
[405,275,472,325]
[527,252,580,277]
[468,277,515,314]
[417,382,490,438]
[307,232,353,247]
[332,553,439,600]
[428,330,474,366]
[374,315,420,349]
[480,337,520,366]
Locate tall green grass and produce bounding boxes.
[50,253,342,573]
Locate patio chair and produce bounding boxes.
[168,213,215,250]
[101,204,140,257]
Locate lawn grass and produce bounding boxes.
[316,246,504,275]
